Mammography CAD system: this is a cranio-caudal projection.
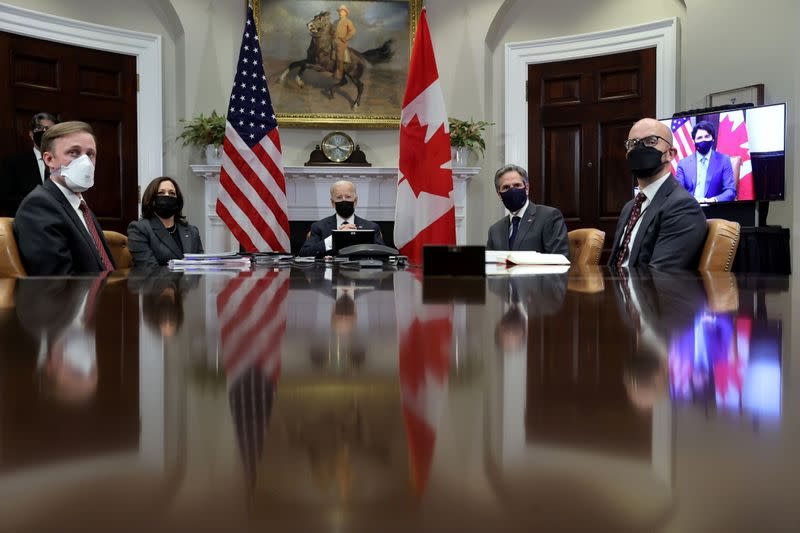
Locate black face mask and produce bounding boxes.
[626,146,667,179]
[500,187,528,213]
[695,140,713,156]
[153,195,182,219]
[32,130,45,148]
[334,200,355,219]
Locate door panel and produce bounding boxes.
[528,48,656,259]
[0,32,138,233]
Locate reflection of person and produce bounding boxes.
[675,121,736,203]
[13,121,115,275]
[127,267,199,337]
[0,112,58,217]
[333,5,356,82]
[299,180,383,257]
[608,118,707,270]
[127,177,203,267]
[486,164,569,256]
[16,277,104,405]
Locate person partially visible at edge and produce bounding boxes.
[608,118,707,270]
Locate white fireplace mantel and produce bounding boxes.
[191,164,478,252]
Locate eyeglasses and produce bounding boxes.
[623,135,671,151]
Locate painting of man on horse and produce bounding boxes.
[258,0,412,117]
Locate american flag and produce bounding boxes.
[216,4,290,252]
[670,116,695,173]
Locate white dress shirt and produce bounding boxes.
[619,172,670,267]
[33,147,46,183]
[323,213,357,251]
[51,179,90,233]
[694,149,712,200]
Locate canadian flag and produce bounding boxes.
[395,271,451,495]
[394,7,456,265]
[717,110,754,200]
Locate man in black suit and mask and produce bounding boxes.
[0,112,58,216]
[299,180,383,257]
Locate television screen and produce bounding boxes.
[659,103,786,202]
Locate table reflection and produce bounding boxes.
[0,266,796,531]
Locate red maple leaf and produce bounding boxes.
[399,114,453,198]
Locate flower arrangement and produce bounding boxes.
[448,117,493,157]
[177,110,226,148]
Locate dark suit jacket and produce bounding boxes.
[486,203,570,257]
[608,176,707,270]
[127,217,204,268]
[0,150,45,217]
[298,214,383,257]
[487,273,568,317]
[675,151,736,202]
[13,179,115,276]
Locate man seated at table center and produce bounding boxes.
[299,180,383,257]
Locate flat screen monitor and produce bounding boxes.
[659,103,785,203]
[331,229,375,254]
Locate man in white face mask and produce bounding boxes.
[13,121,115,275]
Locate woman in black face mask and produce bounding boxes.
[127,176,204,267]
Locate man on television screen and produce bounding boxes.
[675,121,736,203]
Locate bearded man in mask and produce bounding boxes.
[675,121,736,203]
[13,121,116,275]
[608,118,706,270]
[486,164,569,256]
[299,180,383,257]
[0,112,58,217]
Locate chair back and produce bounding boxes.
[697,219,740,272]
[568,228,605,265]
[103,230,133,269]
[0,217,26,277]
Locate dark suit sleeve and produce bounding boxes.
[675,159,688,190]
[14,194,75,276]
[127,220,160,268]
[543,208,570,258]
[299,221,328,257]
[711,155,736,202]
[648,196,707,270]
[368,220,385,246]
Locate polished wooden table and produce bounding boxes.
[0,265,796,532]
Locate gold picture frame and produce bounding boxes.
[253,0,422,128]
[707,84,764,108]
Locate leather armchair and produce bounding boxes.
[0,217,26,277]
[568,228,605,265]
[697,219,740,272]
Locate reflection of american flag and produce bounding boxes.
[216,4,290,252]
[217,269,290,385]
[670,117,695,172]
[218,269,289,492]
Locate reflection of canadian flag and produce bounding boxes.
[394,7,456,265]
[717,110,754,200]
[395,272,451,495]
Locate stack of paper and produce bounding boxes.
[168,252,251,272]
[485,250,570,275]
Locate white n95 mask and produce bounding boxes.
[57,154,95,192]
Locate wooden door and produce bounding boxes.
[528,49,656,258]
[0,32,138,233]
